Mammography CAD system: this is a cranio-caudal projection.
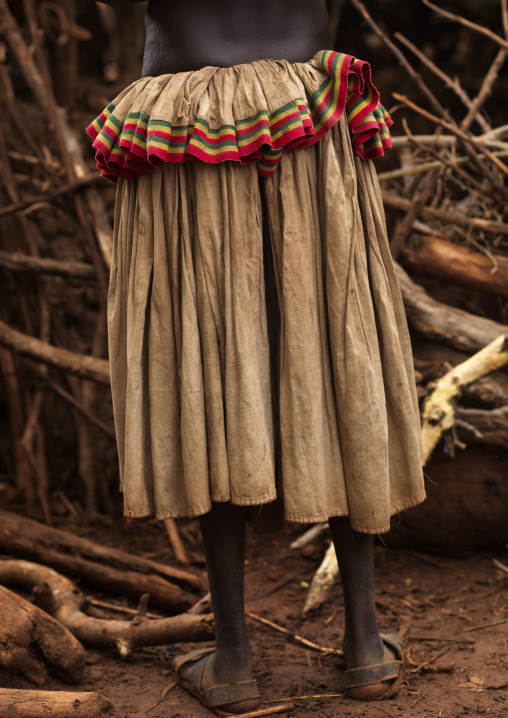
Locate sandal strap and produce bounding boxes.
[203,679,260,708]
[344,660,402,689]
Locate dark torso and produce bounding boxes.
[140,0,333,76]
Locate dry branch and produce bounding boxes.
[0,510,206,609]
[0,584,85,686]
[301,542,339,618]
[0,250,96,279]
[0,177,102,220]
[0,689,118,718]
[383,191,508,235]
[422,0,508,52]
[0,319,111,384]
[0,559,214,658]
[421,334,508,462]
[400,235,508,298]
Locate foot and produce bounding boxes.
[342,632,403,700]
[174,648,261,715]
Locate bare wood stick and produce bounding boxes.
[301,542,339,618]
[0,318,111,384]
[463,618,506,633]
[390,169,439,260]
[0,177,103,220]
[349,0,445,118]
[18,357,115,438]
[290,522,328,550]
[493,558,508,575]
[400,235,508,298]
[0,559,214,658]
[422,0,508,51]
[392,92,508,177]
[410,647,450,675]
[225,705,295,718]
[383,191,508,235]
[461,49,507,132]
[421,334,508,463]
[164,519,189,564]
[394,32,489,133]
[0,689,118,718]
[246,611,342,656]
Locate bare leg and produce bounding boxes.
[329,516,395,699]
[176,502,259,713]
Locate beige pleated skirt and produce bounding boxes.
[108,111,425,534]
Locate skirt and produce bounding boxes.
[91,52,426,534]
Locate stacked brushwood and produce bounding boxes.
[0,0,508,654]
[294,0,508,617]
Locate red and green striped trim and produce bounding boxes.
[87,51,393,182]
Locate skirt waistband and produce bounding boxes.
[87,50,393,183]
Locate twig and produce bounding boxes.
[377,151,508,181]
[407,635,475,644]
[144,682,177,714]
[220,705,295,718]
[245,611,342,656]
[0,177,103,220]
[422,0,508,51]
[463,618,506,633]
[394,32,489,133]
[0,250,96,279]
[382,191,508,236]
[164,519,189,565]
[410,647,450,674]
[503,0,508,40]
[392,93,508,177]
[461,49,507,132]
[290,522,328,550]
[349,0,445,118]
[493,558,508,576]
[86,596,160,620]
[265,693,343,703]
[390,168,439,260]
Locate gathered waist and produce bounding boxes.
[87,50,393,183]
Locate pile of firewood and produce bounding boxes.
[1,0,508,660]
[0,509,212,717]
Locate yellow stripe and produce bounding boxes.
[237,126,272,146]
[147,140,186,154]
[188,139,238,156]
[148,124,189,136]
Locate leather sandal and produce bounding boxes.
[173,647,261,716]
[344,633,404,701]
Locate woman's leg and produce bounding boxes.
[329,515,396,699]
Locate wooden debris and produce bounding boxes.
[0,584,85,686]
[421,334,508,462]
[0,559,214,658]
[301,542,339,618]
[0,689,118,718]
[164,519,189,565]
[290,523,328,550]
[246,611,342,656]
[0,509,206,610]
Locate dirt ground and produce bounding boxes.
[1,519,507,718]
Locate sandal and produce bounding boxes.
[344,633,404,701]
[173,647,261,716]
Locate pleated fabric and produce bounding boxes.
[108,113,425,534]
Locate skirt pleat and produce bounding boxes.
[109,115,425,533]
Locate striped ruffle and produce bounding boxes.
[87,50,393,182]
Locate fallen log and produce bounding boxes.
[0,510,206,610]
[395,263,508,356]
[0,689,118,718]
[0,250,96,279]
[400,235,508,297]
[0,585,85,686]
[421,334,508,462]
[0,559,214,658]
[0,319,110,384]
[456,405,508,450]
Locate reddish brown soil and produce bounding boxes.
[1,520,507,718]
